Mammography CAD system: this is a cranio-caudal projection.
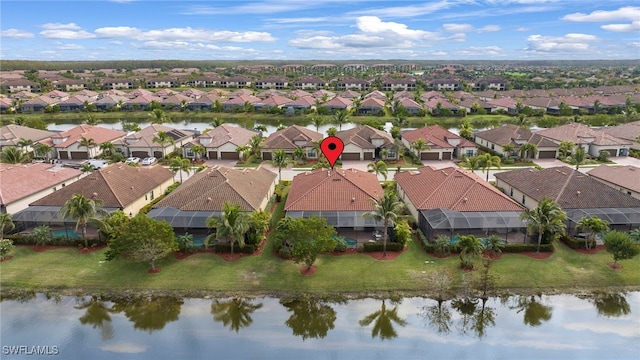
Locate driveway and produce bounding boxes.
[610,156,640,167]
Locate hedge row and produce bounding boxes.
[560,234,596,249]
[362,242,403,252]
[4,234,103,247]
[213,243,256,254]
[501,243,554,253]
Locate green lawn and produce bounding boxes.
[2,238,638,297]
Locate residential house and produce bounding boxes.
[148,166,276,233]
[336,78,370,92]
[94,95,128,111]
[219,76,251,88]
[322,96,352,112]
[312,89,336,100]
[161,94,192,110]
[396,166,526,242]
[0,97,11,113]
[472,77,509,91]
[181,88,206,98]
[261,125,323,161]
[254,95,292,111]
[430,79,461,91]
[293,77,326,90]
[184,124,257,160]
[186,94,222,111]
[402,125,477,160]
[0,163,82,215]
[396,97,423,115]
[286,90,313,99]
[587,165,640,200]
[56,79,87,92]
[52,125,127,160]
[535,122,631,157]
[102,78,134,90]
[336,125,397,161]
[339,90,362,100]
[112,125,194,159]
[146,78,179,88]
[254,77,288,90]
[20,95,58,112]
[155,88,179,98]
[422,98,459,115]
[342,64,370,72]
[474,124,559,159]
[0,125,56,154]
[57,95,94,112]
[285,168,384,233]
[364,90,387,101]
[17,164,175,229]
[494,166,640,232]
[186,75,221,88]
[596,121,640,151]
[487,97,518,114]
[1,79,41,93]
[382,77,416,91]
[284,96,316,111]
[457,98,495,114]
[123,94,163,111]
[355,97,385,115]
[222,94,261,111]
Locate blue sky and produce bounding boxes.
[1,0,639,61]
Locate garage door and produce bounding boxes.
[605,149,617,157]
[363,152,374,160]
[442,152,452,160]
[58,151,69,160]
[208,151,217,159]
[341,153,360,160]
[70,151,88,160]
[132,151,148,158]
[220,151,240,160]
[538,151,556,159]
[262,152,272,160]
[421,152,439,160]
[153,151,163,158]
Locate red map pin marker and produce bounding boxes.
[320,136,344,169]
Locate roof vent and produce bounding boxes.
[92,192,98,198]
[207,197,212,202]
[351,197,355,202]
[576,191,581,196]
[463,197,468,202]
[327,171,331,177]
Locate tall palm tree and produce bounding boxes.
[576,216,609,250]
[410,139,430,158]
[211,298,263,333]
[292,147,306,163]
[99,141,115,158]
[465,156,481,171]
[573,146,586,170]
[16,137,33,153]
[80,163,95,173]
[0,213,15,240]
[479,153,501,182]
[520,198,567,253]
[58,193,109,248]
[359,300,408,340]
[152,131,175,158]
[311,116,324,132]
[332,109,350,131]
[519,143,538,160]
[367,160,388,181]
[272,149,289,183]
[191,144,206,161]
[209,117,224,128]
[205,202,250,255]
[0,147,28,164]
[168,157,191,183]
[149,108,167,124]
[502,144,515,159]
[34,143,52,162]
[246,135,264,159]
[362,191,405,257]
[78,137,97,159]
[457,235,484,269]
[558,141,574,159]
[459,120,473,140]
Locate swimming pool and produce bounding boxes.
[343,238,357,247]
[51,229,81,238]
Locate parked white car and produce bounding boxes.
[126,157,140,164]
[141,157,157,165]
[87,159,109,169]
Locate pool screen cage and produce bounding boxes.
[418,208,527,242]
[147,207,221,230]
[285,210,381,228]
[11,205,118,240]
[565,208,640,233]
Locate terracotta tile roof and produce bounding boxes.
[30,164,174,208]
[323,96,352,108]
[336,125,394,149]
[285,168,383,211]
[359,97,385,109]
[94,95,128,106]
[596,121,640,143]
[398,97,422,109]
[112,125,193,149]
[402,125,476,149]
[257,95,291,107]
[262,125,323,151]
[475,124,531,146]
[287,90,313,99]
[535,123,631,146]
[153,166,276,211]
[161,94,192,105]
[193,124,257,148]
[494,166,640,209]
[224,94,261,105]
[287,96,316,108]
[52,125,126,149]
[423,98,458,110]
[487,97,518,108]
[0,125,55,146]
[587,165,640,194]
[125,94,163,105]
[0,163,82,206]
[312,89,336,99]
[396,166,524,211]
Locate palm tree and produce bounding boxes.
[168,157,191,183]
[576,216,609,250]
[410,139,430,158]
[205,202,250,255]
[246,135,264,159]
[558,141,574,159]
[0,147,28,164]
[485,235,505,257]
[149,108,167,124]
[516,114,530,129]
[520,198,567,253]
[16,137,33,153]
[478,153,501,182]
[292,147,306,163]
[0,213,15,240]
[152,131,175,158]
[34,143,52,162]
[58,193,109,248]
[209,117,224,128]
[311,116,324,132]
[362,191,405,257]
[99,141,115,158]
[458,235,484,269]
[392,115,408,130]
[367,160,388,181]
[191,144,206,161]
[519,143,537,160]
[78,137,97,159]
[459,121,473,140]
[573,146,586,170]
[332,109,350,131]
[80,163,95,173]
[465,156,481,171]
[211,298,263,333]
[359,300,408,340]
[272,149,289,183]
[326,127,337,137]
[502,144,515,159]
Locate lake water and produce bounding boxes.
[1,292,638,360]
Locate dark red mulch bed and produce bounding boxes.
[148,267,162,274]
[574,245,606,254]
[79,245,107,254]
[608,263,622,270]
[30,245,66,252]
[363,249,404,260]
[299,266,317,276]
[482,251,502,260]
[518,251,553,260]
[0,256,13,262]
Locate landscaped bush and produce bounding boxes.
[362,242,403,252]
[213,243,256,254]
[560,234,596,250]
[278,246,292,258]
[164,182,180,195]
[333,238,347,252]
[501,243,554,253]
[6,234,103,247]
[138,194,167,214]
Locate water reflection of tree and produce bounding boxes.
[211,298,263,333]
[470,298,496,338]
[281,298,337,340]
[452,297,478,335]
[111,296,183,333]
[419,299,452,335]
[589,292,631,318]
[75,296,115,341]
[359,300,408,340]
[509,295,553,327]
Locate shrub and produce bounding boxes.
[213,243,256,254]
[394,220,412,247]
[597,150,610,162]
[32,225,52,246]
[333,238,347,252]
[176,233,197,253]
[278,246,292,258]
[138,194,167,214]
[0,239,15,260]
[164,182,180,195]
[362,242,403,252]
[433,236,452,256]
[560,234,596,250]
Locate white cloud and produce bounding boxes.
[443,23,474,33]
[352,0,464,18]
[40,23,82,30]
[562,7,640,22]
[0,29,34,38]
[526,33,599,52]
[95,26,143,38]
[40,29,95,39]
[94,26,276,43]
[457,45,503,56]
[516,26,529,31]
[477,25,501,33]
[57,43,84,50]
[601,20,640,33]
[431,51,448,56]
[100,342,147,354]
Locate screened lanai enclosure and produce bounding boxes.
[565,208,640,233]
[11,205,118,240]
[418,208,527,243]
[285,210,380,229]
[147,207,219,232]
